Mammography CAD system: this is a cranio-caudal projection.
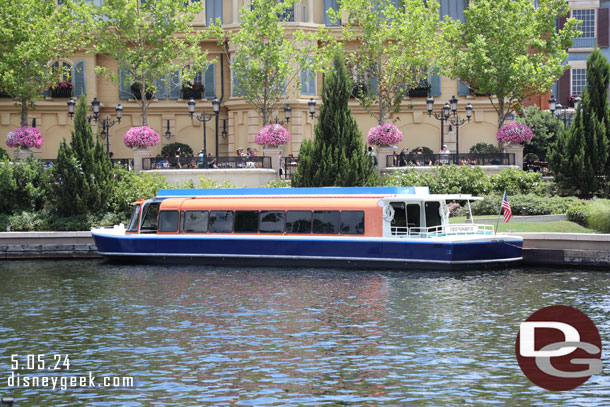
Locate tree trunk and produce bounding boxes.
[20,99,28,127]
[142,101,148,126]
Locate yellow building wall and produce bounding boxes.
[0,0,504,161]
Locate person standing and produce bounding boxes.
[439,144,450,164]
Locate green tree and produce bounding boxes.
[0,0,89,126]
[517,106,563,161]
[91,0,209,126]
[53,97,113,215]
[291,55,375,187]
[212,0,327,125]
[337,0,446,124]
[550,49,610,196]
[448,0,580,128]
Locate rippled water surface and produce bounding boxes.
[0,260,609,406]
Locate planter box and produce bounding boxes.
[407,87,430,98]
[49,87,73,98]
[182,88,204,100]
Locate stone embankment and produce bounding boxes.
[1,230,609,268]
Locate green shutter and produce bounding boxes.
[430,72,441,97]
[119,68,131,99]
[155,76,167,99]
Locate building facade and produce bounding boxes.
[1,0,508,162]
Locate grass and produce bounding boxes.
[449,216,599,233]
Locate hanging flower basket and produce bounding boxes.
[123,126,160,149]
[6,127,43,149]
[367,123,403,146]
[496,123,533,145]
[254,124,290,148]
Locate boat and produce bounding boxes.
[91,187,523,269]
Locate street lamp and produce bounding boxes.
[549,96,580,128]
[67,97,122,157]
[308,98,319,119]
[164,119,172,139]
[427,95,473,157]
[273,104,292,125]
[188,97,220,167]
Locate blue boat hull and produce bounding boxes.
[92,233,523,270]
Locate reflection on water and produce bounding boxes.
[0,260,609,406]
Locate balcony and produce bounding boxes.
[572,37,596,49]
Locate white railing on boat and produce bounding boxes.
[390,223,494,238]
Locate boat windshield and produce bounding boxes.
[127,204,141,233]
[140,201,161,233]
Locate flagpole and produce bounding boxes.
[494,191,505,235]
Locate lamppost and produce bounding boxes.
[188,97,220,167]
[164,120,172,140]
[67,97,122,157]
[308,98,319,119]
[273,104,292,125]
[549,96,580,128]
[426,95,473,157]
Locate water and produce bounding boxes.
[0,260,609,406]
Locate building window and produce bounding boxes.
[572,68,587,96]
[300,58,316,96]
[573,9,595,38]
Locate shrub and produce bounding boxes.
[585,200,610,232]
[489,168,546,195]
[161,142,193,157]
[566,200,589,225]
[0,158,52,214]
[0,147,8,159]
[414,146,434,154]
[471,194,580,216]
[469,142,500,154]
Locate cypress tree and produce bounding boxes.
[292,54,375,187]
[53,96,113,215]
[549,49,610,196]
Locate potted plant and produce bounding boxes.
[254,123,290,148]
[49,81,73,98]
[569,94,582,107]
[367,123,403,147]
[407,80,430,98]
[496,123,533,146]
[123,126,160,149]
[182,83,204,100]
[6,126,43,158]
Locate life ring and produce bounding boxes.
[382,204,395,222]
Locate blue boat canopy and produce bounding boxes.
[155,186,430,198]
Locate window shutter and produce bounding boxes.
[301,58,316,96]
[456,0,467,22]
[155,76,167,99]
[430,72,441,97]
[457,79,470,97]
[439,0,449,21]
[73,60,86,97]
[169,71,181,99]
[598,8,609,48]
[119,68,131,99]
[558,69,571,107]
[204,63,216,98]
[323,0,340,26]
[206,0,222,25]
[368,76,378,96]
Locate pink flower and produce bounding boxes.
[6,127,43,149]
[367,123,403,146]
[123,126,160,148]
[254,124,290,147]
[496,123,533,144]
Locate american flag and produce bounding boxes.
[502,191,513,223]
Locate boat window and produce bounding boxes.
[407,204,421,228]
[158,210,179,233]
[127,204,141,233]
[390,202,406,229]
[235,210,259,233]
[286,210,312,234]
[425,202,442,228]
[140,202,160,233]
[260,211,285,233]
[341,211,365,235]
[313,210,339,234]
[184,210,209,233]
[209,210,234,233]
